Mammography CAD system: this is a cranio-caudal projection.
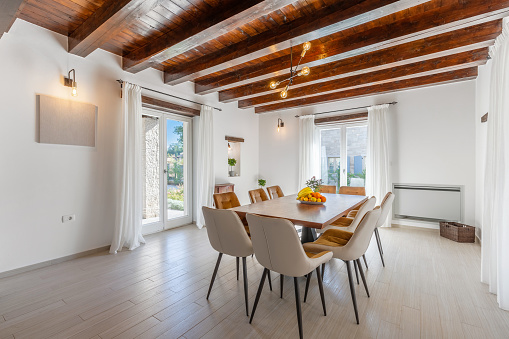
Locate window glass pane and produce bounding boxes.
[142,115,160,224]
[320,128,341,192]
[166,119,185,219]
[346,125,367,187]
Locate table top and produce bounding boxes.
[230,193,367,229]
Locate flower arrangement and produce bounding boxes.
[305,176,322,192]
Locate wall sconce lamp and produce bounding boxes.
[228,142,231,150]
[277,118,284,132]
[64,69,78,97]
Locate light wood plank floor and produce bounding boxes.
[1,225,508,339]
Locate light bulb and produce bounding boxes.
[301,66,310,76]
[71,84,78,97]
[278,126,280,132]
[303,41,311,51]
[269,81,278,89]
[280,90,288,99]
[297,71,302,76]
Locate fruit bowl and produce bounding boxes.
[298,200,325,205]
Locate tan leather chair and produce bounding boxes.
[338,186,366,195]
[316,197,376,234]
[213,192,240,209]
[202,207,254,316]
[267,185,284,199]
[248,188,269,203]
[303,208,382,324]
[246,214,333,339]
[318,185,336,193]
[373,192,395,267]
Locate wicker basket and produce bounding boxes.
[439,222,475,243]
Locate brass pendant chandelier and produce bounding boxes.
[269,41,311,99]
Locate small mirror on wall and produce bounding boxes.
[226,136,244,177]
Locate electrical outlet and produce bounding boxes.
[62,214,76,223]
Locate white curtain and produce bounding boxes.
[195,105,215,229]
[298,115,319,189]
[365,104,392,227]
[481,18,509,311]
[110,82,145,253]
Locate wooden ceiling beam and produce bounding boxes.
[238,48,489,108]
[0,0,25,37]
[122,0,299,73]
[68,0,159,57]
[204,1,509,96]
[141,96,200,117]
[163,0,430,85]
[254,67,479,113]
[218,20,501,102]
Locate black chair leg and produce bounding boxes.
[356,258,370,297]
[353,260,360,284]
[375,228,385,267]
[321,263,325,280]
[293,277,304,339]
[242,257,249,316]
[345,261,359,324]
[267,270,273,291]
[304,271,313,303]
[362,254,368,270]
[236,257,240,280]
[280,274,284,298]
[316,266,327,316]
[207,253,223,299]
[249,268,268,324]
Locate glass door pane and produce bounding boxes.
[142,115,161,226]
[346,125,368,187]
[320,128,341,193]
[166,119,185,221]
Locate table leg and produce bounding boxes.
[301,227,317,243]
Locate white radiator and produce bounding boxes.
[393,184,463,222]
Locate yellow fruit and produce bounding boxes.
[310,197,317,202]
[317,199,321,202]
[304,198,308,201]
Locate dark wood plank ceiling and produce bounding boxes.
[9,0,509,113]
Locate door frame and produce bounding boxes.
[142,107,193,234]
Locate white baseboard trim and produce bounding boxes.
[0,245,110,279]
[391,218,440,230]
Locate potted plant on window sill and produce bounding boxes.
[228,158,237,177]
[258,178,266,188]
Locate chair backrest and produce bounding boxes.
[375,192,395,228]
[346,196,376,231]
[246,214,317,277]
[318,185,336,194]
[266,185,284,199]
[338,186,366,195]
[248,188,269,204]
[202,207,253,257]
[341,208,382,260]
[213,192,241,209]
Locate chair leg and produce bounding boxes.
[293,277,304,339]
[316,266,327,316]
[267,270,273,291]
[236,257,240,280]
[362,254,368,270]
[304,271,313,303]
[375,228,385,267]
[242,257,249,316]
[345,261,359,324]
[356,258,370,298]
[353,260,360,284]
[207,253,223,300]
[249,268,268,324]
[321,262,325,280]
[280,274,284,298]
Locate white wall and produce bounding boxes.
[259,80,478,226]
[0,20,259,273]
[475,62,492,240]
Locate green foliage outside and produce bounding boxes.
[327,168,366,187]
[167,125,184,185]
[168,184,184,211]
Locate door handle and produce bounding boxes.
[163,169,167,174]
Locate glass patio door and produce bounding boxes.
[142,109,192,234]
[319,122,367,192]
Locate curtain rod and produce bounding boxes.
[294,101,397,118]
[117,80,222,112]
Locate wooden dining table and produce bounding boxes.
[230,193,368,243]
